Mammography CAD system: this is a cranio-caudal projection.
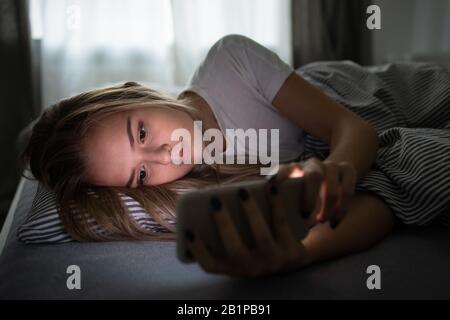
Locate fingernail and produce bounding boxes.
[210,196,222,211]
[184,229,195,242]
[301,210,311,219]
[270,184,278,195]
[237,188,249,201]
[331,220,340,229]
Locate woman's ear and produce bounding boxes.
[123,81,141,88]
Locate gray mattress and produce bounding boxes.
[1,177,450,299]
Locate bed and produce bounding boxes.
[1,175,450,299]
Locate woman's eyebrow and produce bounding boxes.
[125,116,135,188]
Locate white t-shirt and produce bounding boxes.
[178,34,305,163]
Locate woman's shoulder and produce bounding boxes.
[211,34,260,56]
[185,35,250,88]
[213,34,251,47]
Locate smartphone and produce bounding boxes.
[176,176,309,263]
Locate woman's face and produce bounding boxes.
[81,107,202,187]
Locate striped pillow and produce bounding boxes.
[17,183,173,243]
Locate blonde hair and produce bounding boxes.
[19,81,270,242]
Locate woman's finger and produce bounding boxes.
[209,195,250,262]
[265,180,309,268]
[236,188,280,261]
[319,161,341,223]
[266,158,326,224]
[265,179,298,246]
[185,235,229,274]
[187,237,264,277]
[298,159,325,220]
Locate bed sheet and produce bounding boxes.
[1,178,450,299]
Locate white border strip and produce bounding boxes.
[0,177,26,258]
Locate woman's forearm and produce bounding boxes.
[325,120,379,181]
[301,191,395,267]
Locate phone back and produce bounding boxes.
[176,177,308,263]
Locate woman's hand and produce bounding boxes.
[185,183,309,278]
[271,157,358,229]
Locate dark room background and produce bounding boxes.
[1,0,449,229]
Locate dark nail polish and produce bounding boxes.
[184,229,195,242]
[270,184,278,195]
[331,220,340,229]
[210,196,222,211]
[267,174,277,185]
[186,249,193,260]
[237,188,249,201]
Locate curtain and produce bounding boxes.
[411,0,450,57]
[370,0,450,64]
[0,0,35,224]
[29,0,292,110]
[291,0,373,68]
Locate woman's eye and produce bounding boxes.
[139,166,147,185]
[139,122,146,143]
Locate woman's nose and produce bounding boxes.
[140,144,172,165]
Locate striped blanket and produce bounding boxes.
[297,60,450,227]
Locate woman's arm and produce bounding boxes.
[269,159,394,268]
[272,72,379,181]
[324,123,378,182]
[302,191,395,267]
